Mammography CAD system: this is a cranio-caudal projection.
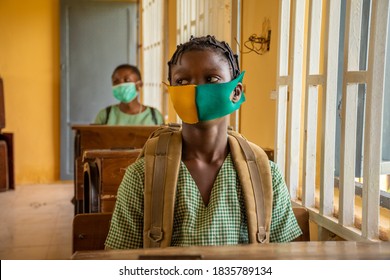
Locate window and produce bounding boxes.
[275,0,389,241]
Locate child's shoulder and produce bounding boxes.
[124,157,145,178]
[268,160,277,169]
[131,156,145,168]
[268,160,282,176]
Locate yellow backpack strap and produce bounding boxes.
[142,124,182,248]
[228,130,273,243]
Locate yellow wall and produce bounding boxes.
[240,0,279,150]
[0,0,60,184]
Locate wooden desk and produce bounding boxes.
[72,125,158,158]
[72,125,158,214]
[71,241,390,260]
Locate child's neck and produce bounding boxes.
[181,122,229,163]
[119,101,142,115]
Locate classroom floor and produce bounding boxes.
[0,182,74,260]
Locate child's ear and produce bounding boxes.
[230,82,243,103]
[136,80,143,90]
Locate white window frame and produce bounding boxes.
[275,0,389,241]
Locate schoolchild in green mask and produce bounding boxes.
[166,37,245,204]
[105,36,302,250]
[94,64,164,125]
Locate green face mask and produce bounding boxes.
[166,72,245,124]
[112,82,137,103]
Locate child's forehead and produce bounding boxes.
[113,68,138,77]
[114,68,135,74]
[184,47,224,57]
[176,49,229,65]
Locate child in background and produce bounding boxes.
[105,35,302,249]
[94,64,164,125]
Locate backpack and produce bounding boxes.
[104,105,158,124]
[138,123,273,248]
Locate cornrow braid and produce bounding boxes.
[167,35,240,82]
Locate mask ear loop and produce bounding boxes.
[162,82,170,95]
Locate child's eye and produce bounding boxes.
[207,76,220,83]
[176,79,189,85]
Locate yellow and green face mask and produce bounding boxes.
[166,72,245,124]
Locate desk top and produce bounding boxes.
[82,148,142,160]
[72,241,390,260]
[71,124,160,132]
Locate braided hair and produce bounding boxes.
[167,35,240,82]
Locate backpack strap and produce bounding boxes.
[149,106,158,125]
[228,130,273,243]
[141,123,181,248]
[104,106,112,124]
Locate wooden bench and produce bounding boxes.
[83,148,141,213]
[71,125,158,214]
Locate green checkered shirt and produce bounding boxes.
[105,154,302,249]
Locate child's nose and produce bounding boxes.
[189,77,205,85]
